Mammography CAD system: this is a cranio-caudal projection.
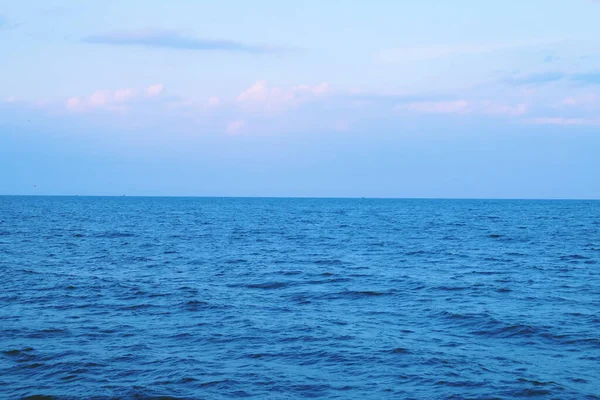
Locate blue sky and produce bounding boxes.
[1,0,600,198]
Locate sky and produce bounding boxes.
[1,0,600,198]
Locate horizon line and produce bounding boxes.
[0,194,598,201]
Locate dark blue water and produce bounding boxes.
[1,197,599,399]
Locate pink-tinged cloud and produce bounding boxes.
[114,88,137,103]
[66,96,85,112]
[401,100,471,114]
[88,90,112,107]
[66,85,158,112]
[561,94,596,107]
[236,80,330,112]
[146,84,164,97]
[66,90,123,112]
[226,120,246,134]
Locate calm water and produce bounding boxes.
[1,197,599,399]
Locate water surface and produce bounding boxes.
[1,197,599,399]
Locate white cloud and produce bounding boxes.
[6,96,15,103]
[208,96,221,107]
[66,86,150,112]
[114,88,137,103]
[237,81,269,103]
[236,80,330,112]
[66,96,85,112]
[146,84,164,97]
[400,100,471,114]
[226,120,246,134]
[88,90,112,107]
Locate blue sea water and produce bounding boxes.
[0,196,599,399]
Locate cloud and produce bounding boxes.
[66,97,85,112]
[379,39,559,63]
[399,100,471,114]
[67,92,126,113]
[30,77,600,134]
[84,29,278,54]
[236,80,330,112]
[66,84,162,112]
[146,84,164,97]
[114,88,137,102]
[226,120,246,134]
[6,96,14,103]
[88,90,112,107]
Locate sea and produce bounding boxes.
[1,196,599,399]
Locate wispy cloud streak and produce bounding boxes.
[84,29,279,54]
